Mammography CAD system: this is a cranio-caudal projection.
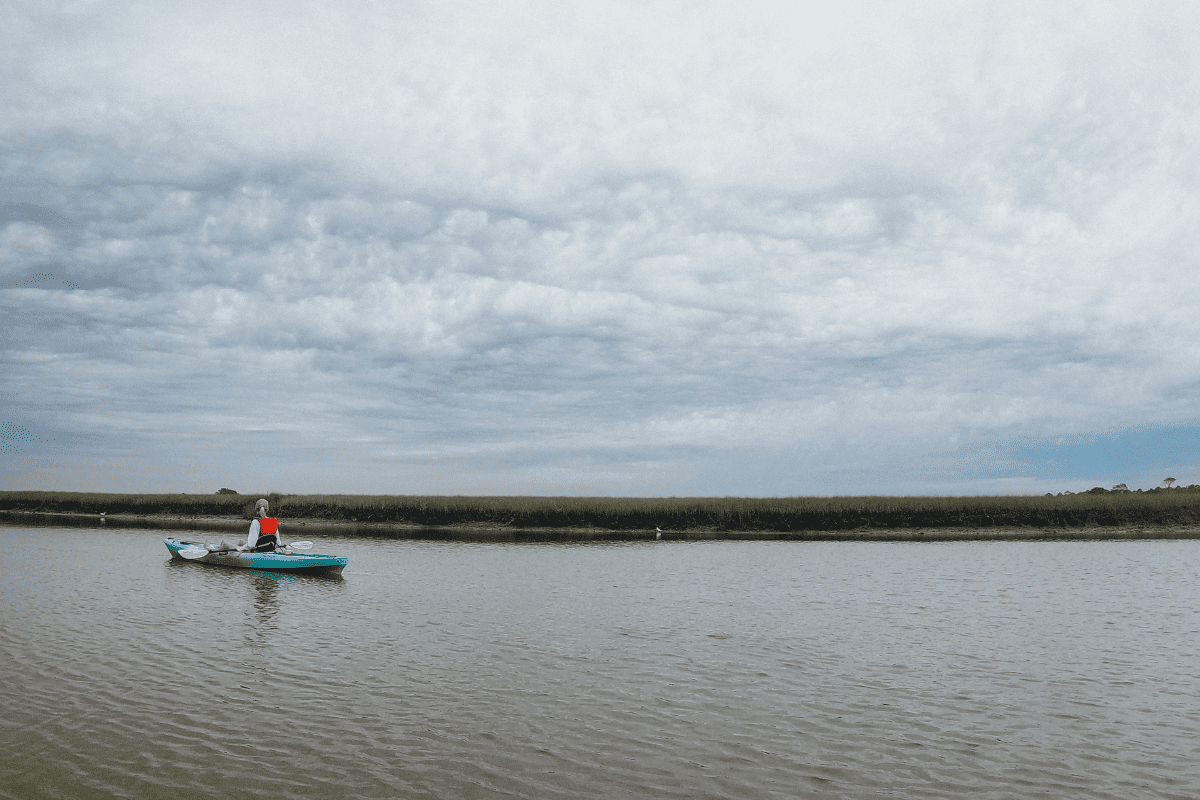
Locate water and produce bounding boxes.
[3,527,1200,799]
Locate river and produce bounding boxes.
[2,526,1199,799]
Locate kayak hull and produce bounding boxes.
[164,538,348,575]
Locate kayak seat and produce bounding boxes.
[252,534,279,552]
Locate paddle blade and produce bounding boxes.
[288,541,313,550]
[178,547,210,560]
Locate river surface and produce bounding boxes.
[2,527,1200,799]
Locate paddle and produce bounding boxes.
[178,541,314,559]
[178,546,219,559]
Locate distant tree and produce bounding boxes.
[216,488,239,495]
[1112,483,1129,492]
[1163,478,1176,488]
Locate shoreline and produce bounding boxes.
[4,510,1200,542]
[6,490,1200,532]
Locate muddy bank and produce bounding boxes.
[4,510,1200,542]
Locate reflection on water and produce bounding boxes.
[242,570,344,643]
[249,575,279,637]
[3,527,1200,800]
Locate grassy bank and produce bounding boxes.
[3,489,1200,532]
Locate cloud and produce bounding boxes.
[3,1,1200,495]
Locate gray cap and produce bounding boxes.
[255,498,269,511]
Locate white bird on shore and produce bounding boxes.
[656,527,662,540]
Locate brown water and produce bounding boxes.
[2,527,1199,799]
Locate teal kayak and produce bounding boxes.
[164,537,348,575]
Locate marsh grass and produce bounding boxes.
[3,489,1199,531]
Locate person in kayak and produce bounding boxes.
[245,498,281,552]
[213,499,292,554]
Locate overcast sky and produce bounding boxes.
[3,0,1200,497]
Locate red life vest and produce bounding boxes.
[258,517,279,536]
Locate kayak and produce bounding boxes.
[164,537,348,575]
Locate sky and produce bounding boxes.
[3,0,1200,497]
